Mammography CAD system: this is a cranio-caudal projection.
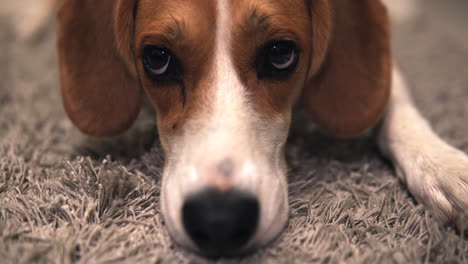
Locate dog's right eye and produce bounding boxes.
[143,46,181,82]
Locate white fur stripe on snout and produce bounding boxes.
[213,0,249,122]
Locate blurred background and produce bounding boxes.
[0,0,467,263]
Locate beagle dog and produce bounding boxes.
[57,0,468,257]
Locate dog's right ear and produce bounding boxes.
[57,0,141,137]
[303,0,391,138]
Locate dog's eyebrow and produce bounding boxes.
[244,8,298,40]
[164,15,185,42]
[139,12,185,44]
[246,8,273,31]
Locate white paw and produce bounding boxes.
[398,144,468,229]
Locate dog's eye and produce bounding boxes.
[269,42,297,69]
[257,40,298,79]
[143,46,180,82]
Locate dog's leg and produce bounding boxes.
[378,67,468,229]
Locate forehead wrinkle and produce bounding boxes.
[164,13,185,42]
[242,6,305,43]
[247,7,274,32]
[136,2,207,46]
[140,16,185,45]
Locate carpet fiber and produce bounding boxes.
[1,1,467,263]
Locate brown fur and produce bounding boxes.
[231,0,311,117]
[57,0,141,137]
[303,0,391,138]
[133,0,217,150]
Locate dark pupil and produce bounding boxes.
[269,44,293,66]
[147,49,170,70]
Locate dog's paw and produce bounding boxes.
[400,144,468,230]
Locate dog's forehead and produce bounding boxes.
[136,0,309,33]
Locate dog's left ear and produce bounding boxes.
[57,0,141,137]
[304,0,391,138]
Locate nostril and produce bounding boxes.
[182,188,259,256]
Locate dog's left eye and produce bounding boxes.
[256,40,299,79]
[143,46,181,82]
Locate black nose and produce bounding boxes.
[182,188,259,256]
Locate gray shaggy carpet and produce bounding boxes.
[1,1,467,263]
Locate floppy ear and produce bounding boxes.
[57,0,141,137]
[304,0,391,138]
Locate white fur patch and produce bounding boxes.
[381,0,420,23]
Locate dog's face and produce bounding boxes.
[58,0,390,257]
[135,0,312,254]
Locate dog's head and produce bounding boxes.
[58,0,390,257]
